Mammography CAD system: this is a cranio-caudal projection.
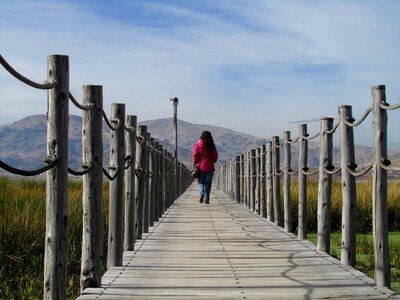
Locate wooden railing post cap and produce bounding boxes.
[372,85,385,90]
[48,54,68,61]
[83,84,102,88]
[320,116,333,121]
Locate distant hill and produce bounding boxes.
[0,115,266,172]
[0,115,396,176]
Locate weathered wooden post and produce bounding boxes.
[260,145,266,218]
[44,55,69,300]
[272,136,282,226]
[164,151,170,206]
[149,138,155,227]
[283,131,292,233]
[80,85,103,292]
[143,133,151,233]
[247,151,251,209]
[339,105,356,267]
[159,145,165,216]
[135,125,147,240]
[107,103,125,268]
[230,160,233,197]
[266,140,274,222]
[227,161,230,197]
[240,154,244,204]
[250,149,256,211]
[235,156,241,203]
[227,160,231,198]
[255,147,261,215]
[243,152,248,207]
[124,115,137,251]
[154,141,160,222]
[371,85,390,287]
[165,151,172,209]
[298,124,308,240]
[317,117,333,253]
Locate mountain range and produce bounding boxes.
[0,115,392,175]
[0,115,265,172]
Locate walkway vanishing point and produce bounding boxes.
[78,184,398,300]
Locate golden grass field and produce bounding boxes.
[0,176,399,298]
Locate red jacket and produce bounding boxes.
[192,139,218,172]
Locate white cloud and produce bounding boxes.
[0,0,399,147]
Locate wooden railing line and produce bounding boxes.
[0,54,193,299]
[215,84,395,289]
[0,54,58,89]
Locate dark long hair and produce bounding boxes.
[200,130,215,151]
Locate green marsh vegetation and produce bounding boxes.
[1,176,400,298]
[289,179,400,292]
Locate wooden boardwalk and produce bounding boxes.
[78,184,399,299]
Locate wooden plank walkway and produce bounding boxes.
[79,184,399,299]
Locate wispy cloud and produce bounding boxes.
[0,0,399,147]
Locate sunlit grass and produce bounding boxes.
[286,178,400,292]
[307,232,400,293]
[1,176,400,297]
[0,176,109,299]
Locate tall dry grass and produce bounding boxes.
[0,176,109,299]
[1,176,400,297]
[288,179,400,234]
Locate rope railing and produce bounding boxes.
[136,135,144,143]
[69,92,94,111]
[0,159,57,176]
[346,163,373,177]
[301,167,319,176]
[380,159,400,172]
[125,125,135,132]
[324,165,341,175]
[325,122,339,134]
[286,136,300,144]
[68,162,92,176]
[344,107,372,127]
[135,168,144,178]
[0,55,58,89]
[380,101,400,111]
[102,110,121,131]
[103,167,119,181]
[214,85,397,289]
[124,155,134,170]
[301,132,320,140]
[286,168,299,176]
[2,54,194,300]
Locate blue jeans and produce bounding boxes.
[198,171,214,203]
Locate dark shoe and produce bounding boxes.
[199,195,204,203]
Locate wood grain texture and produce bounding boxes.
[78,185,398,300]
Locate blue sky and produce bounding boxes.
[1,0,400,146]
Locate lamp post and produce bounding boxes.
[170,97,179,164]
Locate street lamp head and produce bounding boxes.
[170,97,179,104]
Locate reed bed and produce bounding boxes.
[0,177,109,299]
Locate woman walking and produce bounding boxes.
[192,131,218,204]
